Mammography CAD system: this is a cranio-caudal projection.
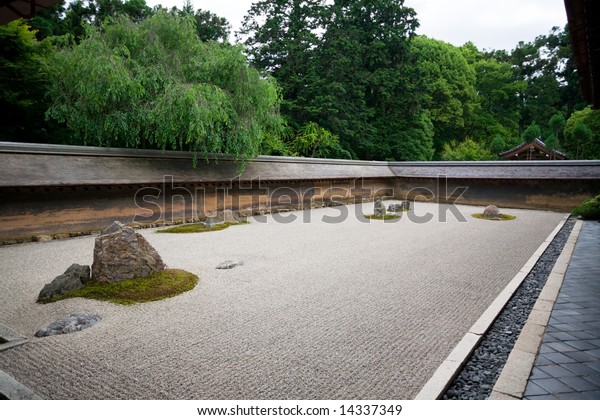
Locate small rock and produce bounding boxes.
[219,210,238,223]
[216,260,244,270]
[35,313,101,337]
[483,205,501,218]
[102,221,126,235]
[205,218,216,229]
[38,264,91,301]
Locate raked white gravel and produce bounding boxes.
[0,201,566,399]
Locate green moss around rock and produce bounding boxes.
[472,213,516,221]
[39,269,198,305]
[155,221,249,234]
[364,214,402,221]
[572,194,600,220]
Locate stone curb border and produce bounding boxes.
[488,219,583,400]
[0,369,42,400]
[0,323,40,399]
[0,323,27,353]
[415,214,571,400]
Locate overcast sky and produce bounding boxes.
[146,0,568,52]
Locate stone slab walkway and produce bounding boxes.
[524,221,600,400]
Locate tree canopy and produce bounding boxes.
[563,108,600,159]
[0,20,54,142]
[45,12,284,163]
[0,0,594,162]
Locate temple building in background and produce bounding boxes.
[499,138,568,161]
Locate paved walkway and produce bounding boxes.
[524,221,600,400]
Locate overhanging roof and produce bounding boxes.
[1,142,599,187]
[0,0,61,25]
[564,0,600,108]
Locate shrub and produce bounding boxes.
[572,195,600,220]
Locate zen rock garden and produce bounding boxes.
[35,221,191,337]
[38,221,165,302]
[473,205,516,221]
[367,198,404,220]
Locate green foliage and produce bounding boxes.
[549,112,566,139]
[27,1,67,39]
[0,2,586,164]
[289,122,341,158]
[489,134,507,155]
[313,0,423,161]
[544,134,560,151]
[521,123,542,143]
[0,20,55,142]
[563,107,600,159]
[510,26,585,136]
[39,269,198,305]
[440,138,494,161]
[45,12,284,164]
[238,0,326,122]
[192,8,230,42]
[572,195,600,220]
[469,55,523,144]
[409,36,478,156]
[239,0,429,161]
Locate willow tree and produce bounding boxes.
[45,12,284,163]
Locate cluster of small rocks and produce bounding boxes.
[443,217,575,400]
[38,221,165,302]
[388,201,411,212]
[35,221,167,337]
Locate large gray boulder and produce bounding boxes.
[38,264,91,301]
[35,313,101,337]
[374,198,386,217]
[92,222,165,284]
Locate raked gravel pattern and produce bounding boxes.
[0,202,566,399]
[443,217,576,400]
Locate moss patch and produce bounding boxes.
[39,269,198,305]
[472,213,516,221]
[364,214,402,221]
[156,220,249,234]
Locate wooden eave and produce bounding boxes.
[0,0,61,24]
[564,0,600,108]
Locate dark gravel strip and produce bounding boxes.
[443,217,576,400]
